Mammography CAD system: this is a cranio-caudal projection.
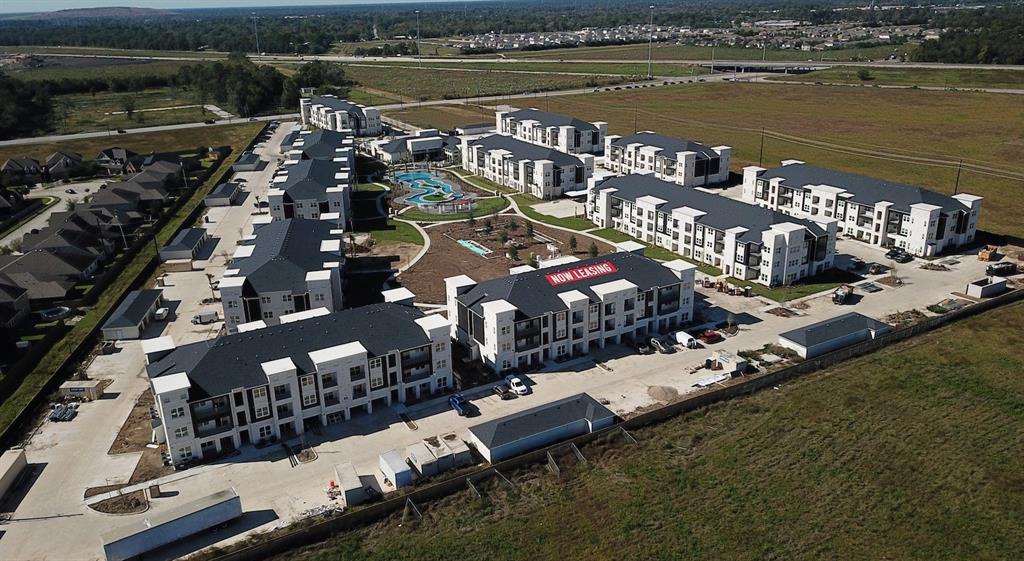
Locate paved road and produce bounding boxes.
[0,181,96,246]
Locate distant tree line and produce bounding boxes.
[0,73,53,140]
[914,6,1024,65]
[351,41,419,57]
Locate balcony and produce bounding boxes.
[402,363,433,383]
[191,400,231,421]
[401,348,431,368]
[515,336,541,352]
[195,416,233,438]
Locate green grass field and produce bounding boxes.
[511,194,595,231]
[515,42,913,62]
[357,60,708,78]
[399,196,509,222]
[49,88,210,135]
[364,220,423,245]
[329,40,462,57]
[342,64,627,101]
[271,300,1024,561]
[385,104,495,130]
[403,82,1023,237]
[773,66,1024,90]
[5,59,191,82]
[0,122,264,164]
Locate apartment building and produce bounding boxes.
[145,301,453,465]
[461,134,593,199]
[496,108,607,154]
[283,129,355,163]
[603,132,732,187]
[445,250,696,373]
[299,96,382,136]
[742,161,983,257]
[368,129,458,163]
[219,218,345,333]
[268,158,351,224]
[589,174,837,286]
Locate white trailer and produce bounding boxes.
[333,462,367,508]
[0,448,27,501]
[379,449,413,488]
[442,433,473,468]
[101,488,242,561]
[422,435,454,472]
[406,441,440,478]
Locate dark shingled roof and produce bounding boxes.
[610,132,719,160]
[207,182,241,199]
[291,129,352,160]
[457,251,681,319]
[759,163,967,214]
[163,228,206,252]
[277,159,348,201]
[146,303,432,399]
[505,108,599,132]
[467,134,584,168]
[103,289,163,329]
[234,219,341,294]
[469,393,614,449]
[596,174,826,243]
[310,96,368,117]
[779,312,889,348]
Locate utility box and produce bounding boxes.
[406,441,440,478]
[333,462,367,508]
[379,450,413,488]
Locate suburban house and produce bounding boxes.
[125,152,192,176]
[218,218,345,333]
[742,161,983,257]
[496,108,607,154]
[267,159,352,223]
[101,288,165,340]
[468,393,616,463]
[368,129,459,163]
[0,274,30,329]
[778,312,890,359]
[45,152,85,181]
[445,250,696,373]
[299,96,382,136]
[460,134,593,199]
[0,249,99,304]
[89,181,169,214]
[1,158,43,186]
[46,205,143,247]
[589,174,837,285]
[603,132,732,187]
[0,187,25,218]
[21,223,115,265]
[283,129,355,163]
[95,148,138,175]
[144,302,452,464]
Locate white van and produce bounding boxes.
[669,330,699,349]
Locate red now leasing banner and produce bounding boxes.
[545,261,619,287]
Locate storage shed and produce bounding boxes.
[204,182,243,207]
[0,448,27,501]
[101,288,164,340]
[333,462,367,508]
[379,449,413,488]
[101,488,242,561]
[442,433,473,467]
[159,228,209,261]
[58,379,105,401]
[778,312,890,359]
[231,152,264,172]
[468,393,615,463]
[406,441,440,477]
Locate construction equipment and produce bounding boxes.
[978,245,998,262]
[832,284,855,305]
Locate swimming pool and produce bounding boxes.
[396,171,465,206]
[457,239,492,256]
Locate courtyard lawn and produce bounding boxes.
[353,182,389,193]
[399,196,509,222]
[727,267,864,303]
[444,170,518,195]
[363,220,423,246]
[511,194,595,231]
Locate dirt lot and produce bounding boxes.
[89,489,149,514]
[400,219,613,304]
[106,389,173,484]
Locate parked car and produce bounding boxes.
[892,251,913,264]
[885,248,901,260]
[449,393,478,416]
[866,262,885,275]
[635,340,652,354]
[191,311,219,325]
[492,385,515,400]
[848,256,865,270]
[504,375,530,395]
[154,307,170,321]
[649,337,673,354]
[116,129,127,134]
[698,330,723,344]
[204,119,216,124]
[669,330,699,349]
[64,188,76,194]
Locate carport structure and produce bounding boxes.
[101,288,164,340]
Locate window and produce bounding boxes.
[436,359,448,369]
[434,342,446,353]
[501,342,512,353]
[501,360,512,370]
[349,365,365,381]
[170,407,185,419]
[300,375,315,389]
[260,296,271,304]
[263,311,274,319]
[258,425,273,439]
[314,293,325,302]
[283,294,292,302]
[252,387,267,399]
[437,377,449,389]
[302,393,317,407]
[321,371,337,388]
[500,325,512,336]
[174,426,190,438]
[255,405,270,419]
[179,446,193,460]
[227,300,237,308]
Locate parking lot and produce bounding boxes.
[0,142,1015,560]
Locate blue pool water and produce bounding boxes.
[396,171,465,206]
[457,239,492,256]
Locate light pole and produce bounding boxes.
[646,5,654,80]
[415,10,421,67]
[252,12,260,57]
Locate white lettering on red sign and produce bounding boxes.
[545,262,619,287]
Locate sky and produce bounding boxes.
[1,0,460,15]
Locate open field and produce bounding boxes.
[0,122,263,164]
[385,104,495,130]
[4,58,190,82]
[342,64,627,101]
[515,42,913,62]
[273,299,1024,561]
[0,45,224,59]
[330,40,462,57]
[406,82,1024,237]
[357,60,708,77]
[772,66,1024,90]
[51,88,211,135]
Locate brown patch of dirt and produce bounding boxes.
[108,390,153,455]
[90,489,149,514]
[400,220,614,304]
[766,307,797,318]
[647,386,680,403]
[370,241,421,270]
[84,483,129,499]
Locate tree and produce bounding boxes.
[856,68,874,81]
[507,220,519,232]
[498,231,509,244]
[121,96,136,120]
[588,241,599,257]
[467,211,476,226]
[507,246,519,261]
[483,219,493,233]
[569,235,578,252]
[525,221,534,236]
